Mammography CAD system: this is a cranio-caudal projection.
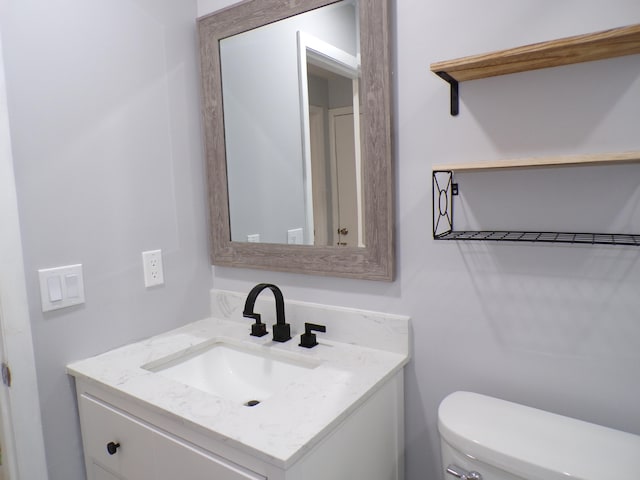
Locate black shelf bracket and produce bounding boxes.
[433,170,455,238]
[434,71,459,116]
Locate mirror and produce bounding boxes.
[220,3,361,247]
[198,0,393,280]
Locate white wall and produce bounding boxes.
[204,1,640,480]
[0,1,211,479]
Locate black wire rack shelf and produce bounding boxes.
[432,158,640,247]
[435,231,640,246]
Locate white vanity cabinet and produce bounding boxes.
[69,302,409,480]
[74,371,405,480]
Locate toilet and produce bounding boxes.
[438,391,640,480]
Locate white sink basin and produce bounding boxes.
[143,341,319,405]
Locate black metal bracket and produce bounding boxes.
[433,170,455,238]
[435,71,459,116]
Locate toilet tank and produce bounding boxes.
[438,391,640,480]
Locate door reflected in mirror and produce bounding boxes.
[220,1,361,246]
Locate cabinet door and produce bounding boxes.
[79,394,266,480]
[80,394,155,479]
[153,430,264,480]
[93,463,124,480]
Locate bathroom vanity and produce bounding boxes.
[68,290,410,480]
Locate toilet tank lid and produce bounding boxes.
[438,391,640,480]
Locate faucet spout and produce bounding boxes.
[243,283,291,342]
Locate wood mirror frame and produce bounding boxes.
[197,0,393,281]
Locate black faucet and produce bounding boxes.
[243,283,291,342]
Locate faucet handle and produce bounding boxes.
[244,312,267,337]
[299,323,326,348]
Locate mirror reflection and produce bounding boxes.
[220,0,361,246]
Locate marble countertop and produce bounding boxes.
[67,305,409,468]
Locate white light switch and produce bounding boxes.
[65,274,80,298]
[38,264,85,312]
[47,276,63,302]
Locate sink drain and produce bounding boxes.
[244,399,261,407]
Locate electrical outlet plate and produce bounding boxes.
[142,249,164,287]
[287,228,304,245]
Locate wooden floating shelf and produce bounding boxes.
[431,23,640,82]
[430,23,640,115]
[432,151,640,172]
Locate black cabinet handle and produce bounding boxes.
[106,441,120,455]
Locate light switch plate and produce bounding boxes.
[38,264,85,312]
